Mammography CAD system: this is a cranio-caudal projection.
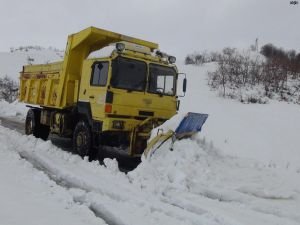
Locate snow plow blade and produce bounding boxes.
[175,112,208,139]
[144,112,208,158]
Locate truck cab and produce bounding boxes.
[76,42,180,156]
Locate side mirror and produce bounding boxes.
[183,78,187,93]
[177,73,187,97]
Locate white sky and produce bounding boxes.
[0,0,299,58]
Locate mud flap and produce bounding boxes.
[144,112,208,159]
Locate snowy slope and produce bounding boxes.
[0,48,63,81]
[179,63,300,171]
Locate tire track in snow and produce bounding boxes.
[161,190,300,225]
[16,150,206,225]
[17,150,121,225]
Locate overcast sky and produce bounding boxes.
[0,0,299,58]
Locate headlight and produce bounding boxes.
[168,56,176,64]
[116,43,125,52]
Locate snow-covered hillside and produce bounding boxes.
[0,56,300,224]
[181,63,300,171]
[0,47,63,81]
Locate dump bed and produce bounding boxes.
[19,27,158,109]
[19,61,68,107]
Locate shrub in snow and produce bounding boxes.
[0,76,18,103]
[207,47,300,104]
[185,51,217,65]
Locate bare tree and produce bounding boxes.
[0,76,19,103]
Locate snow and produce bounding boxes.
[180,62,300,171]
[88,45,116,59]
[0,128,106,225]
[0,54,300,224]
[0,124,300,225]
[0,100,27,120]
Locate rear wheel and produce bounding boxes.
[25,109,36,136]
[39,125,50,140]
[25,109,49,140]
[73,120,92,157]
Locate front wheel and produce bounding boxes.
[73,120,92,157]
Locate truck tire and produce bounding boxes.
[73,120,92,157]
[25,109,49,140]
[39,125,50,140]
[25,109,40,137]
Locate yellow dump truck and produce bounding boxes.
[19,27,186,158]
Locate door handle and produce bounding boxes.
[89,95,95,99]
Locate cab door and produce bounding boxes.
[87,61,110,120]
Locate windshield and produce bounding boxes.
[148,64,176,95]
[111,57,147,91]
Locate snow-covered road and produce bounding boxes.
[1,125,300,225]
